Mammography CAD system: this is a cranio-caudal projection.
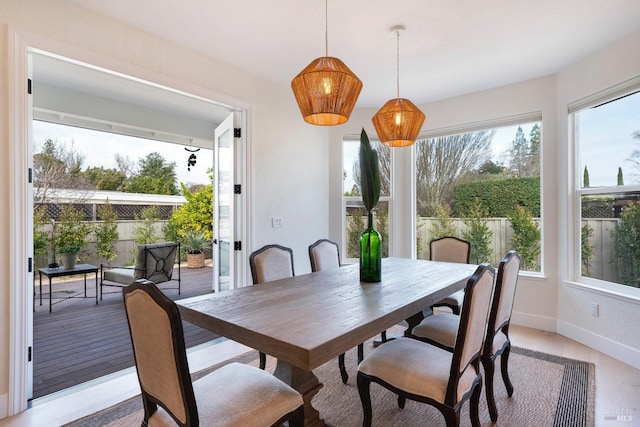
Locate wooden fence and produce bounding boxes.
[346,216,619,278]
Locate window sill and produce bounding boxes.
[565,279,640,304]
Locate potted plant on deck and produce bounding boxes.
[182,229,210,268]
[54,205,92,270]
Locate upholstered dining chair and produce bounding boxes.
[100,242,181,299]
[357,263,495,427]
[249,244,295,369]
[411,251,521,422]
[309,238,365,384]
[123,281,304,427]
[429,236,472,315]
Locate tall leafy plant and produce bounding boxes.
[359,128,380,216]
[95,201,119,266]
[509,205,540,270]
[612,202,640,287]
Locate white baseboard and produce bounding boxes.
[511,310,557,332]
[0,394,7,419]
[557,320,640,370]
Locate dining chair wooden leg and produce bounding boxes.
[338,353,349,384]
[397,395,406,409]
[470,382,482,427]
[357,374,374,427]
[357,343,364,363]
[481,356,498,422]
[501,344,514,396]
[380,330,387,342]
[259,351,266,370]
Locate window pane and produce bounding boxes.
[579,91,640,188]
[581,192,640,287]
[415,123,541,271]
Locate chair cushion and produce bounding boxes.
[358,337,477,404]
[412,313,459,349]
[103,267,135,285]
[492,330,509,354]
[149,362,302,427]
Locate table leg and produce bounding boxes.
[95,271,98,304]
[39,272,42,306]
[49,276,52,313]
[83,273,87,297]
[273,360,328,427]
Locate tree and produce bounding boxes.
[581,224,594,276]
[133,206,162,245]
[627,130,640,180]
[83,166,127,191]
[416,130,494,217]
[617,166,624,185]
[430,205,457,240]
[33,139,93,202]
[346,210,365,258]
[612,202,640,287]
[462,198,493,264]
[94,201,119,265]
[126,152,178,195]
[583,166,590,187]
[508,125,539,178]
[509,205,540,270]
[164,180,214,245]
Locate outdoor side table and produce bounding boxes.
[38,264,99,312]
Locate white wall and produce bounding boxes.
[0,0,328,416]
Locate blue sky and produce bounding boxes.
[33,121,214,187]
[579,91,640,187]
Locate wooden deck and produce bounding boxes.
[33,264,220,399]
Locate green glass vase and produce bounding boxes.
[360,212,382,282]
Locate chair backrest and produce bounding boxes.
[123,282,198,426]
[134,242,178,283]
[430,236,471,264]
[483,251,521,354]
[249,244,295,284]
[308,239,340,272]
[446,263,495,405]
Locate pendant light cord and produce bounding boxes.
[396,29,400,98]
[325,0,329,57]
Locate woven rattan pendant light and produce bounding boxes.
[291,0,363,126]
[372,26,425,147]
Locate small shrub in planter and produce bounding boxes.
[182,230,210,268]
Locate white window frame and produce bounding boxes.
[569,80,640,297]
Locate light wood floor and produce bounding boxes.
[1,324,638,426]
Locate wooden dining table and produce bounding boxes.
[177,257,478,427]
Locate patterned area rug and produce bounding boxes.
[65,344,594,427]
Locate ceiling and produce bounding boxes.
[61,0,640,110]
[34,0,640,134]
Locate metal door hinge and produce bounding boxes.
[234,241,242,251]
[28,346,32,362]
[28,257,32,273]
[234,184,241,194]
[234,128,241,138]
[28,168,33,184]
[27,79,32,95]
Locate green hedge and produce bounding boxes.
[454,177,540,217]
